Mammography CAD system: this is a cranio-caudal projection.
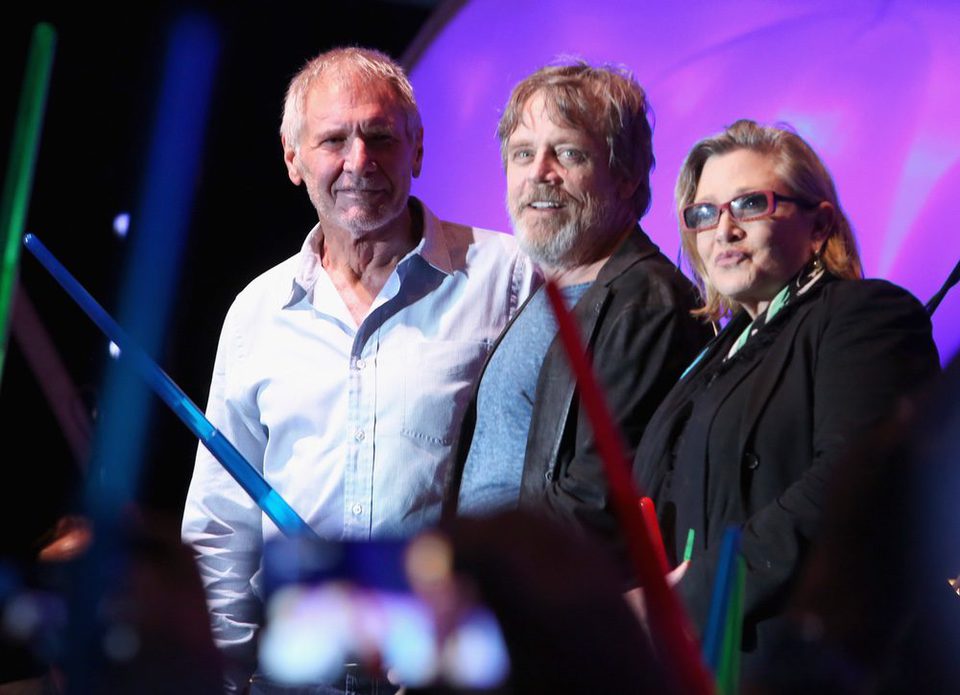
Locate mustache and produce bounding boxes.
[522,186,572,203]
[333,176,383,192]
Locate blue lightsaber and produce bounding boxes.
[702,525,741,671]
[23,233,317,539]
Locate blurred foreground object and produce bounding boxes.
[756,354,960,693]
[254,509,671,694]
[1,516,223,694]
[36,517,91,564]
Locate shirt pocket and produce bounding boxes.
[402,340,490,445]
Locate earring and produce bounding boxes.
[797,244,826,293]
[810,249,824,272]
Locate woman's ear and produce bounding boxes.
[812,201,836,243]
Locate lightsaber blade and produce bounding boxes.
[23,232,317,539]
[543,280,713,694]
[0,24,56,381]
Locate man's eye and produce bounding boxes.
[559,148,585,163]
[366,133,395,145]
[321,136,345,147]
[511,149,532,161]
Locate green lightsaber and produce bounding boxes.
[0,23,57,381]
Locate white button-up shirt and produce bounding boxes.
[181,200,536,689]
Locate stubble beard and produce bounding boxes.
[307,176,409,238]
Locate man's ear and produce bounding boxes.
[617,175,641,203]
[412,127,424,178]
[281,134,302,186]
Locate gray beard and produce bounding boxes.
[509,192,625,270]
[513,216,585,270]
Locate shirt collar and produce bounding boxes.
[282,197,455,308]
[412,198,456,276]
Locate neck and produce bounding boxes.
[320,205,418,280]
[314,205,422,328]
[541,220,632,288]
[740,258,823,320]
[740,300,764,320]
[542,257,608,288]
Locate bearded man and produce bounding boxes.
[444,62,710,564]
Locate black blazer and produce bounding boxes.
[445,229,711,561]
[634,275,940,651]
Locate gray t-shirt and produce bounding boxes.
[457,282,591,516]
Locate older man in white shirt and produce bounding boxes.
[181,46,536,693]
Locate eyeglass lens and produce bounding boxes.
[683,192,773,231]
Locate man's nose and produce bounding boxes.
[530,151,561,185]
[344,137,375,174]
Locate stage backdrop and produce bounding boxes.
[407,0,960,362]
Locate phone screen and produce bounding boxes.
[257,533,509,690]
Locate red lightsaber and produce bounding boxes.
[544,280,712,694]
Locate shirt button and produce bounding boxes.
[355,358,366,370]
[743,452,760,470]
[352,504,363,515]
[354,429,365,441]
[544,470,554,482]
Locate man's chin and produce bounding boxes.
[345,216,390,235]
[330,205,406,236]
[512,218,562,248]
[515,231,581,270]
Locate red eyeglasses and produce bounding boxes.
[681,190,816,232]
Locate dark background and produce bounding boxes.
[0,0,446,553]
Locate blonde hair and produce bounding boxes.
[676,119,862,321]
[280,46,420,150]
[497,60,655,218]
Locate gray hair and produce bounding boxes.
[280,46,421,150]
[497,60,655,219]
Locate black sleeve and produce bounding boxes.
[677,281,940,631]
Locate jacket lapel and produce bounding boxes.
[735,300,818,453]
[732,276,832,461]
[534,230,661,472]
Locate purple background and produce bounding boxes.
[3,1,957,539]
[408,0,960,362]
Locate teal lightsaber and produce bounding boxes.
[23,233,317,539]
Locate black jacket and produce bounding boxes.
[633,275,940,653]
[445,229,711,562]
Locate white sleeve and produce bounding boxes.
[181,301,267,692]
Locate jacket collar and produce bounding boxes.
[681,271,837,385]
[594,226,661,287]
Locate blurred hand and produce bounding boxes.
[624,560,690,623]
